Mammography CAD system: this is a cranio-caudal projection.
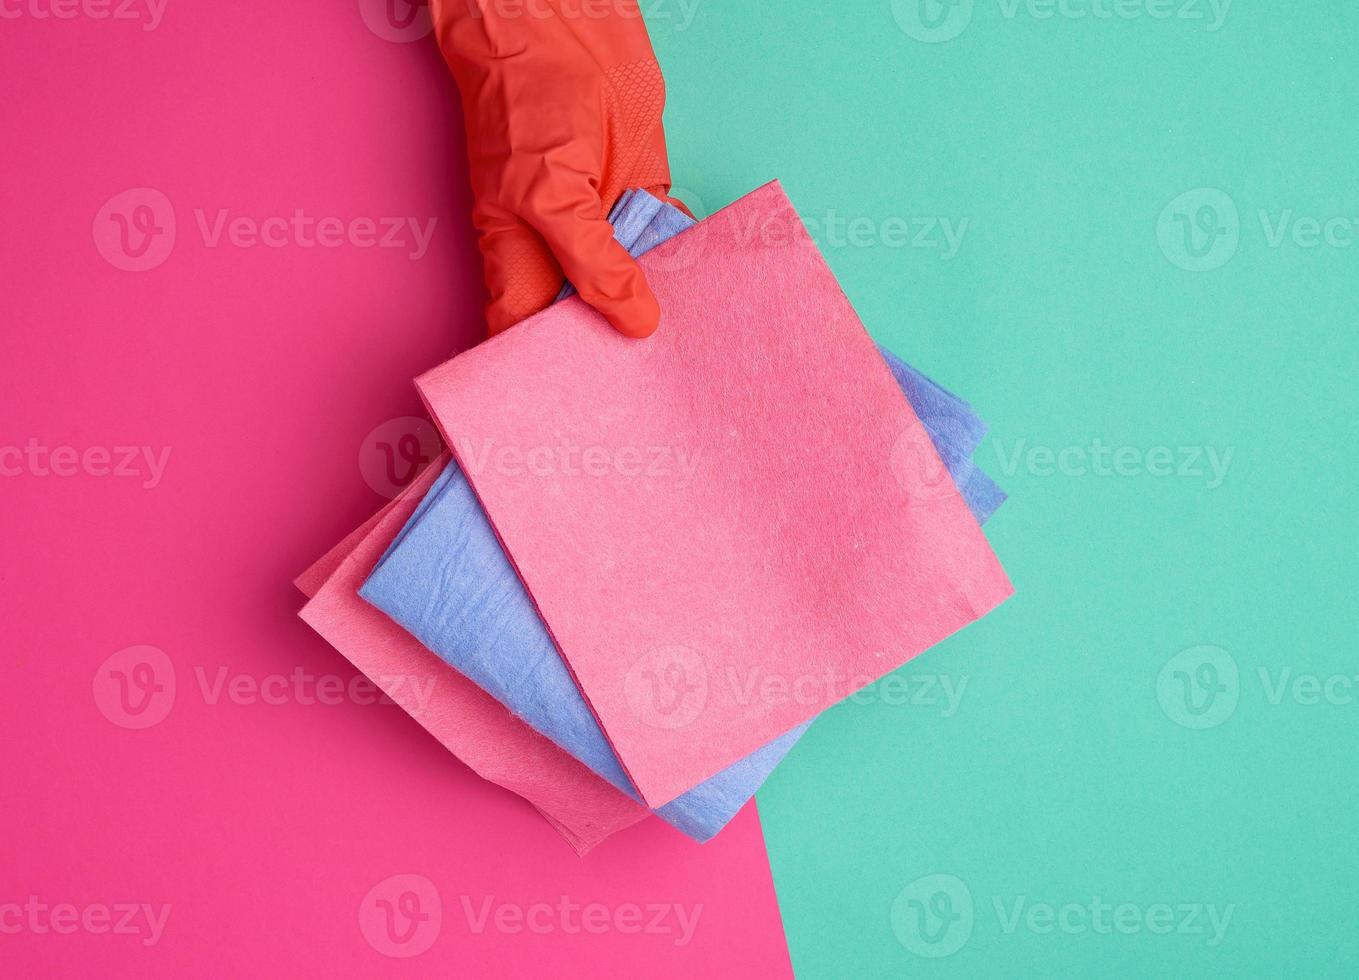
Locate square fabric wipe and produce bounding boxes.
[361,191,1004,841]
[417,181,1014,807]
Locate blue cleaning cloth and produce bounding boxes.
[362,192,1005,841]
[365,463,810,840]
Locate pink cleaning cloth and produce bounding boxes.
[417,181,1015,807]
[295,456,649,854]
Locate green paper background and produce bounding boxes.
[649,2,1358,976]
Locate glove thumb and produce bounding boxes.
[525,186,662,339]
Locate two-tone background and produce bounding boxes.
[3,1,1356,975]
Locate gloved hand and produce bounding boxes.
[430,0,687,338]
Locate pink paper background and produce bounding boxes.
[0,5,791,975]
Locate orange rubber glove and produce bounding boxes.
[430,0,686,338]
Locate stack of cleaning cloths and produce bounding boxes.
[297,183,1011,852]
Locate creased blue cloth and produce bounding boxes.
[362,191,1005,841]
